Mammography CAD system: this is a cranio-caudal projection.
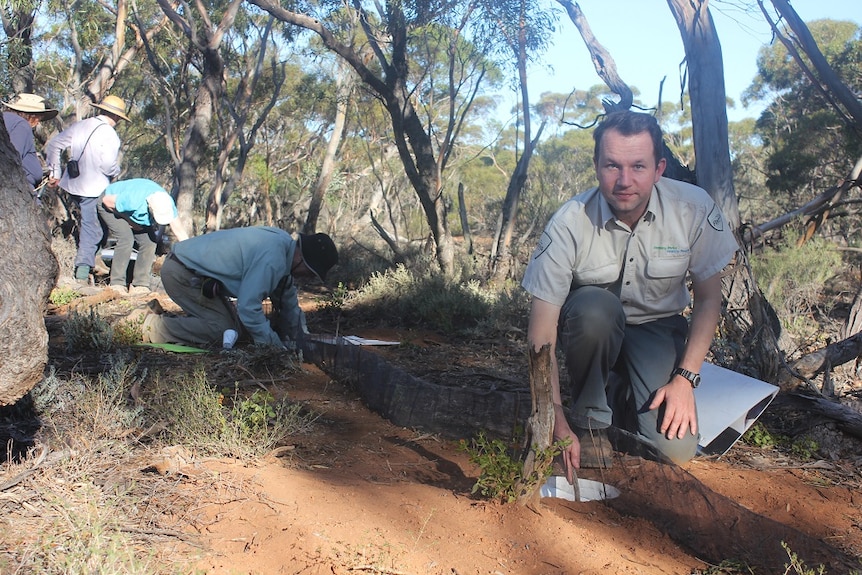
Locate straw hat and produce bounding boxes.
[3,93,59,120]
[92,95,130,121]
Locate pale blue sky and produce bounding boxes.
[519,0,860,123]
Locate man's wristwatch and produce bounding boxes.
[672,367,701,388]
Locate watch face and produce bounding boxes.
[691,374,701,388]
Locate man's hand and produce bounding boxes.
[554,404,581,483]
[649,376,698,439]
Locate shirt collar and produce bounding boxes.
[595,184,659,230]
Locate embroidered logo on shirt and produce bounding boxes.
[653,246,690,257]
[707,205,725,231]
[533,231,552,259]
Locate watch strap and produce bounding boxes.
[672,367,700,388]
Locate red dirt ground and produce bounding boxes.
[42,290,862,574]
[182,342,862,575]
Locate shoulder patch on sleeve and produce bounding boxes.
[533,231,552,259]
[707,205,725,232]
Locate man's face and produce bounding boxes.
[594,128,666,228]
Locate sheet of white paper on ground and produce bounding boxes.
[695,363,779,456]
[309,335,401,346]
[540,476,620,502]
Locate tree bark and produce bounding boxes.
[779,330,862,392]
[516,343,558,506]
[457,183,473,255]
[665,0,739,228]
[305,56,353,235]
[555,0,632,111]
[0,121,57,405]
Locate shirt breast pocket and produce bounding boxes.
[572,262,620,287]
[644,257,690,301]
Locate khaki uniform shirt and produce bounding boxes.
[522,177,739,325]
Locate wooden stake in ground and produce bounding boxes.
[516,343,577,505]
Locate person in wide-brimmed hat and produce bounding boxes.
[3,93,59,191]
[44,94,130,288]
[138,226,339,351]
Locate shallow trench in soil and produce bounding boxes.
[303,336,861,574]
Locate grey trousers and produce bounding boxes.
[97,203,157,289]
[142,255,239,347]
[557,286,698,463]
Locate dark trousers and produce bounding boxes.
[72,195,102,270]
[557,286,698,463]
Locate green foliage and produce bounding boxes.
[742,422,778,449]
[63,308,114,353]
[348,264,527,335]
[745,19,862,200]
[781,541,827,575]
[460,432,523,502]
[49,286,79,306]
[233,389,278,433]
[459,431,567,504]
[113,313,146,347]
[319,281,348,317]
[749,233,841,330]
[161,368,316,459]
[691,558,753,574]
[742,423,821,462]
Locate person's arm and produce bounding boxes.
[648,271,724,439]
[7,122,43,187]
[102,194,117,210]
[44,128,72,184]
[528,296,581,482]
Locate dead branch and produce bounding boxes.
[554,0,632,112]
[516,344,559,506]
[744,153,862,244]
[779,330,862,393]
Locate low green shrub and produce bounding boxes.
[459,431,567,503]
[63,307,114,352]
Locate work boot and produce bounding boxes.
[74,265,91,282]
[576,427,614,469]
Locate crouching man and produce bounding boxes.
[141,226,338,350]
[522,110,738,479]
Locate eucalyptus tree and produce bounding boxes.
[151,0,242,234]
[1,0,41,93]
[37,0,170,121]
[248,0,498,277]
[745,18,862,205]
[473,0,555,281]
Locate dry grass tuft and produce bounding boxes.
[1,314,316,574]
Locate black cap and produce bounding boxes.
[298,233,339,282]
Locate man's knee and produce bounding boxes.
[559,287,625,341]
[644,429,698,465]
